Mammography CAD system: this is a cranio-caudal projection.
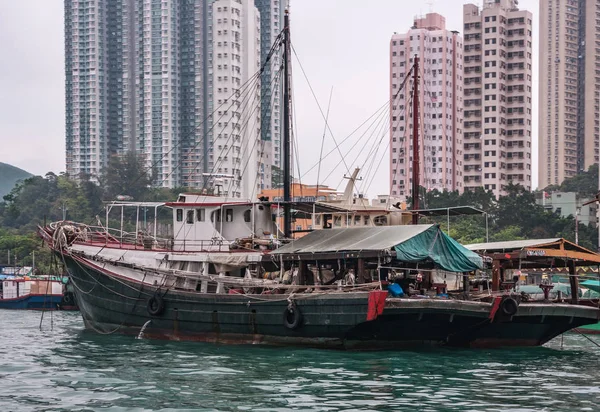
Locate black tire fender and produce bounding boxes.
[63,292,74,306]
[147,294,165,316]
[501,297,518,316]
[283,303,303,330]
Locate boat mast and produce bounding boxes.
[283,10,292,238]
[411,55,420,224]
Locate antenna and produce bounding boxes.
[425,0,434,12]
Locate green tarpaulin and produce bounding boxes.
[581,279,600,294]
[272,224,483,273]
[394,225,483,272]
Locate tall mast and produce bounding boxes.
[283,10,292,238]
[411,55,420,224]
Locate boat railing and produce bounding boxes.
[48,221,274,253]
[60,223,240,252]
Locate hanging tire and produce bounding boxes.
[283,304,303,330]
[501,297,518,316]
[62,292,74,306]
[147,294,165,316]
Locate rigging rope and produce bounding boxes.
[315,87,334,200]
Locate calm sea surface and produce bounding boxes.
[1,311,600,412]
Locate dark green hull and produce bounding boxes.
[63,254,600,349]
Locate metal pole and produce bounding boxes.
[154,206,158,240]
[576,208,580,245]
[485,212,489,243]
[120,206,124,244]
[135,205,140,249]
[411,55,420,224]
[283,10,292,238]
[447,209,450,233]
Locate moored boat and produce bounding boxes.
[0,275,64,310]
[38,10,600,348]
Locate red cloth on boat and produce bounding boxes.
[367,290,388,321]
[489,296,502,319]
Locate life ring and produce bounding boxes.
[147,294,165,316]
[501,297,518,316]
[283,303,302,330]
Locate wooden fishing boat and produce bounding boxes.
[38,10,600,348]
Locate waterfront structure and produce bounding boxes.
[536,191,598,227]
[463,0,533,197]
[389,13,464,199]
[65,0,205,188]
[539,0,600,188]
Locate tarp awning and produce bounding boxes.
[271,224,483,272]
[465,238,600,267]
[581,279,600,294]
[465,238,562,252]
[393,225,484,273]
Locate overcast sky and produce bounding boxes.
[0,0,539,197]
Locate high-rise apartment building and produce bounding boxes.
[65,0,283,193]
[539,0,600,188]
[255,0,285,176]
[209,0,271,198]
[65,0,205,188]
[389,13,464,199]
[463,0,533,197]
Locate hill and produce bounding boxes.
[0,162,33,198]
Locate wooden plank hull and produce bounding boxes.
[62,254,600,349]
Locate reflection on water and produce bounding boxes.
[1,311,599,411]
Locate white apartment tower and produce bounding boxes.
[64,0,205,188]
[210,0,271,198]
[255,0,285,178]
[539,0,600,188]
[463,0,533,197]
[389,13,464,199]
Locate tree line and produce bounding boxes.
[0,156,598,272]
[413,164,599,251]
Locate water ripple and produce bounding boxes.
[1,311,600,411]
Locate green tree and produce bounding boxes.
[544,164,599,197]
[101,153,156,201]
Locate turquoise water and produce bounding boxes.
[2,311,600,411]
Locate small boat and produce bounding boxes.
[572,279,600,334]
[0,275,64,310]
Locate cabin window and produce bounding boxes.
[334,216,341,227]
[315,215,321,225]
[225,208,234,222]
[354,215,361,225]
[176,209,183,222]
[244,209,251,222]
[364,216,370,225]
[346,216,352,226]
[211,211,222,222]
[374,216,388,226]
[197,208,205,222]
[186,210,194,224]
